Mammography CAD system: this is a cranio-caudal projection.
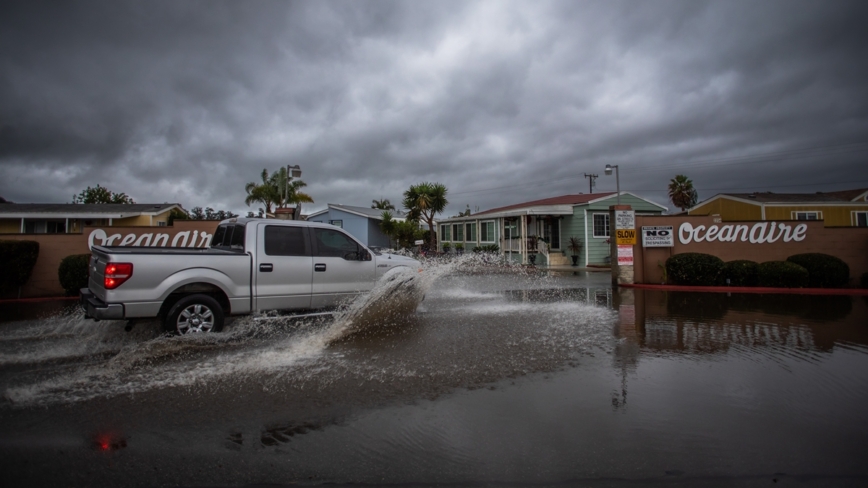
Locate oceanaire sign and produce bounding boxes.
[678,222,808,245]
[88,228,214,250]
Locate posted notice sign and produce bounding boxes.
[641,226,674,247]
[615,228,637,245]
[615,210,635,230]
[617,244,634,265]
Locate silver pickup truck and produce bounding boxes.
[79,218,421,334]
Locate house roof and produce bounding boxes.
[308,204,406,221]
[0,203,182,218]
[700,188,868,206]
[474,193,617,216]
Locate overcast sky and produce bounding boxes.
[1,0,867,216]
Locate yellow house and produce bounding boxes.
[0,203,184,234]
[688,188,868,227]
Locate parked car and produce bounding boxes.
[80,218,422,334]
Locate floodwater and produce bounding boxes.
[1,255,868,487]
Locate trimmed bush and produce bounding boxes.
[58,253,91,296]
[786,253,850,288]
[757,261,808,288]
[473,244,500,253]
[0,240,40,294]
[719,260,759,287]
[665,253,724,286]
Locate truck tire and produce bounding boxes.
[165,294,225,335]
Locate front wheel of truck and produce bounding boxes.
[165,294,225,335]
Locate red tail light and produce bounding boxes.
[104,263,133,290]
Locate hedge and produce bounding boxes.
[786,253,850,288]
[58,253,91,296]
[665,253,724,286]
[719,260,759,287]
[0,240,40,294]
[757,261,809,288]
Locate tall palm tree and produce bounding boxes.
[280,178,314,215]
[245,169,280,215]
[371,198,395,210]
[403,182,448,250]
[668,174,698,211]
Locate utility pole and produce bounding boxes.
[584,173,598,194]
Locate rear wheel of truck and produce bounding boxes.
[165,294,225,334]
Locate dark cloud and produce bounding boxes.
[1,0,866,214]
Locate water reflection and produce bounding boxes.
[614,288,868,354]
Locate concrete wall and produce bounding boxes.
[632,215,868,286]
[0,220,220,298]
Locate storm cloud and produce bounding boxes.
[1,0,867,215]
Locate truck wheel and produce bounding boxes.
[165,294,224,334]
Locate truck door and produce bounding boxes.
[254,224,313,311]
[310,227,376,309]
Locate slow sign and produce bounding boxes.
[615,229,637,245]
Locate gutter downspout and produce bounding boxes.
[583,208,589,266]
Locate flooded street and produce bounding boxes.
[2,259,868,487]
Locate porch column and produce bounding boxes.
[20,218,24,233]
[65,218,69,233]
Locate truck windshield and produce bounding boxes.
[211,224,246,252]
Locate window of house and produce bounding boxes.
[440,224,451,241]
[854,211,868,227]
[480,221,495,242]
[593,214,610,238]
[793,211,821,221]
[158,221,167,227]
[465,222,477,242]
[329,220,343,228]
[452,223,464,241]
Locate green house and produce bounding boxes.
[438,192,667,266]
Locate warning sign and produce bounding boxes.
[641,226,674,247]
[615,210,635,230]
[617,245,634,265]
[615,229,637,245]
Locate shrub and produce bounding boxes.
[473,244,500,253]
[757,261,808,288]
[58,253,91,296]
[0,240,40,294]
[786,253,850,288]
[665,253,724,286]
[718,260,759,287]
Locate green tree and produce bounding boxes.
[245,168,314,216]
[372,198,395,210]
[72,184,135,204]
[668,175,698,211]
[380,211,423,249]
[403,182,448,250]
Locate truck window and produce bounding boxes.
[211,224,246,251]
[313,228,359,257]
[265,226,309,256]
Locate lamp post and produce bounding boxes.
[604,164,620,205]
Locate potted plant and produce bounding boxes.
[568,236,583,266]
[442,242,451,253]
[455,242,464,254]
[527,235,538,265]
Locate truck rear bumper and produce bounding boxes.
[80,288,124,321]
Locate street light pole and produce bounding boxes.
[604,164,620,205]
[285,164,302,220]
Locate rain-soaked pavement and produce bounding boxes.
[1,255,868,487]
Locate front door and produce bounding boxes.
[310,227,376,308]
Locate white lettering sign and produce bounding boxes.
[615,210,635,230]
[678,222,807,245]
[88,229,213,250]
[642,226,674,247]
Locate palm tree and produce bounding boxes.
[280,178,314,215]
[668,174,698,211]
[403,182,448,250]
[245,169,280,215]
[372,198,395,210]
